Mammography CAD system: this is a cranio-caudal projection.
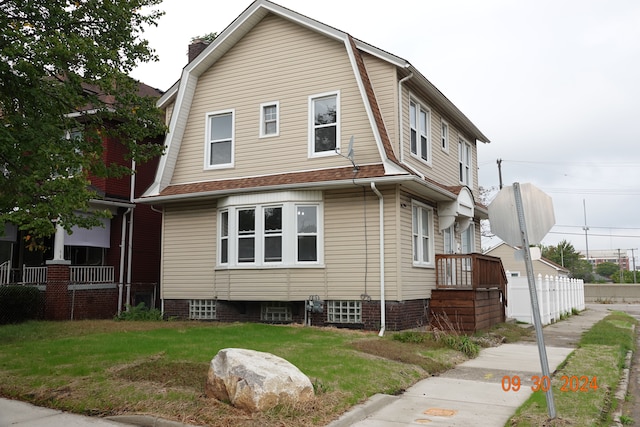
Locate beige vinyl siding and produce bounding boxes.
[165,102,174,126]
[171,14,381,185]
[398,188,438,300]
[400,85,479,195]
[161,202,216,299]
[362,52,398,159]
[323,187,398,301]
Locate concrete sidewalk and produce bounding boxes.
[329,304,611,427]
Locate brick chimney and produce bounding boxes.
[188,39,209,63]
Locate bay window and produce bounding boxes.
[218,195,322,267]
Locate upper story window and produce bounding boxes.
[260,101,279,138]
[412,201,434,267]
[309,91,339,157]
[459,138,472,186]
[441,120,449,152]
[205,110,234,169]
[410,100,430,163]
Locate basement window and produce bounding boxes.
[189,299,216,320]
[327,300,362,323]
[261,302,292,322]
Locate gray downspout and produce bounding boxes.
[370,182,385,337]
[125,160,136,308]
[117,208,131,315]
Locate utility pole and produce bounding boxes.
[497,158,503,189]
[632,248,637,284]
[618,249,623,284]
[582,199,589,261]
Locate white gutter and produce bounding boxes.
[370,182,385,337]
[117,208,131,315]
[125,160,136,308]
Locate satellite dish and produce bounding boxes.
[347,135,354,160]
[335,135,359,172]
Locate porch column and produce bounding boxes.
[51,221,66,261]
[46,220,71,320]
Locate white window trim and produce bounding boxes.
[308,90,340,158]
[259,101,279,138]
[441,119,449,153]
[409,97,432,165]
[458,138,472,186]
[217,201,324,268]
[204,109,234,170]
[412,201,435,268]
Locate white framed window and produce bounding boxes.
[441,120,449,152]
[217,196,323,268]
[260,101,279,138]
[412,201,434,267]
[443,225,455,254]
[237,208,256,263]
[459,138,472,186]
[409,99,431,163]
[296,205,318,262]
[261,302,292,322]
[220,210,229,264]
[327,300,362,323]
[309,91,339,157]
[264,206,282,262]
[205,109,234,169]
[189,299,216,320]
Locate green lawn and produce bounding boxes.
[0,320,431,426]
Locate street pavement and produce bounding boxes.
[0,303,633,427]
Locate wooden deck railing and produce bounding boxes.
[436,253,507,294]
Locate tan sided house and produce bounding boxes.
[139,0,507,332]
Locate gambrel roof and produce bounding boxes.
[142,0,489,201]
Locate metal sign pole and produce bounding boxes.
[513,182,556,418]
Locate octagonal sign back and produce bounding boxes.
[488,183,555,246]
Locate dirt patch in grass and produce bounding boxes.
[351,338,465,375]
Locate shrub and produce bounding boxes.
[114,302,162,321]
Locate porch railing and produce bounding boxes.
[436,253,507,294]
[22,265,48,284]
[0,261,9,285]
[70,266,115,284]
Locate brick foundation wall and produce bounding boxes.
[69,287,118,319]
[162,298,430,331]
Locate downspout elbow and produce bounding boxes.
[370,182,385,337]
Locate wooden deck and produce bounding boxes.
[431,253,507,333]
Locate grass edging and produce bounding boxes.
[507,311,637,426]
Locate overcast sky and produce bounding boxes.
[131,0,640,265]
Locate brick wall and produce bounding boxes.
[162,298,430,331]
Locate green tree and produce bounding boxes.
[0,0,166,243]
[541,240,593,281]
[611,270,636,284]
[595,261,619,278]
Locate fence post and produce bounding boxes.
[542,275,550,325]
[45,261,71,320]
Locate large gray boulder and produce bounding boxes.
[205,348,314,412]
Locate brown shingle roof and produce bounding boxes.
[153,164,390,198]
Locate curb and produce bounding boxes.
[611,323,636,426]
[107,414,202,427]
[325,393,398,427]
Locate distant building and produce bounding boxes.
[580,250,629,271]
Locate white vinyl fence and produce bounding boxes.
[506,273,585,325]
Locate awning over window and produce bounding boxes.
[438,187,475,232]
[65,217,111,248]
[0,223,17,242]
